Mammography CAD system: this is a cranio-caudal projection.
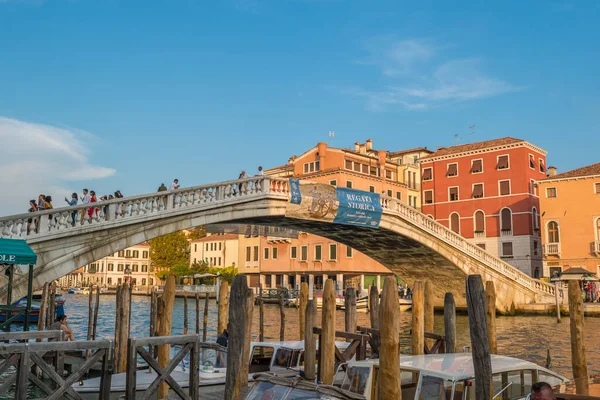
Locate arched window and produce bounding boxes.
[532,207,539,230]
[474,210,485,232]
[548,221,560,243]
[500,208,512,231]
[450,213,460,234]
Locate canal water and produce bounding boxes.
[49,293,600,379]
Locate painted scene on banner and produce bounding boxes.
[286,179,382,228]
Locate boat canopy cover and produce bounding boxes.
[0,239,37,265]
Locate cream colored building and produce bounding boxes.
[388,147,433,211]
[237,234,261,286]
[77,243,156,288]
[190,233,239,269]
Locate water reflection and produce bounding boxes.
[57,294,600,378]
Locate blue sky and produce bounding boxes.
[1,0,598,214]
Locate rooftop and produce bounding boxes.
[539,162,600,181]
[388,147,433,157]
[422,137,526,159]
[190,234,239,243]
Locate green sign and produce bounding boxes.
[0,239,37,265]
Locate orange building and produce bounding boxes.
[421,137,547,277]
[263,139,432,293]
[537,163,600,278]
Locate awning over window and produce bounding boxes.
[0,239,37,265]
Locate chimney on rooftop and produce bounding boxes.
[366,139,373,150]
[548,166,557,177]
[354,142,360,152]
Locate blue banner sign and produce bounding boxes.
[289,178,302,205]
[333,187,382,228]
[286,179,382,229]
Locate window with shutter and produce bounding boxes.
[362,164,369,174]
[369,186,375,193]
[345,160,353,170]
[450,213,460,234]
[595,183,600,194]
[501,208,512,231]
[539,159,545,173]
[353,162,360,172]
[473,184,484,198]
[422,168,432,181]
[471,159,483,173]
[499,180,510,196]
[424,190,433,204]
[529,155,535,169]
[474,211,485,232]
[548,222,560,243]
[447,163,458,177]
[497,155,509,169]
[546,187,557,198]
[476,243,486,250]
[449,187,459,201]
[502,242,513,256]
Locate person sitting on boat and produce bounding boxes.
[216,329,228,367]
[49,315,75,341]
[530,382,556,400]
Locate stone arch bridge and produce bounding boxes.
[0,177,558,311]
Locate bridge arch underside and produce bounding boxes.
[12,200,532,311]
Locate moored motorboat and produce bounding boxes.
[74,340,352,399]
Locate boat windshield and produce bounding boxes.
[418,375,455,399]
[340,366,370,395]
[198,347,227,369]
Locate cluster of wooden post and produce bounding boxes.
[114,283,132,374]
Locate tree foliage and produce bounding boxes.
[186,226,207,241]
[149,231,190,274]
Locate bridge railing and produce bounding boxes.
[379,196,559,298]
[0,177,289,241]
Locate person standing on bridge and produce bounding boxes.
[170,179,180,190]
[157,183,167,192]
[256,166,264,176]
[80,189,90,224]
[64,193,78,226]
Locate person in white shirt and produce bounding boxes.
[256,166,264,176]
[79,189,90,224]
[170,179,180,190]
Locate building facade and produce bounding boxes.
[190,233,239,268]
[261,139,430,292]
[237,234,261,287]
[420,137,547,277]
[69,243,157,288]
[537,163,600,278]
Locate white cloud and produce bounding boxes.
[0,117,116,215]
[352,39,522,111]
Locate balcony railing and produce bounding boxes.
[500,229,513,237]
[544,243,561,256]
[474,231,486,239]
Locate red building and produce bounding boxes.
[420,137,547,277]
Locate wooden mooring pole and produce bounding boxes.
[319,279,336,384]
[369,285,379,330]
[299,282,308,340]
[259,296,264,343]
[241,284,254,388]
[279,293,285,341]
[203,292,209,342]
[568,280,588,393]
[92,285,100,340]
[47,282,56,327]
[443,293,456,354]
[117,284,132,374]
[378,276,402,399]
[218,280,230,335]
[485,281,497,354]
[150,289,157,357]
[424,280,434,340]
[36,282,49,342]
[412,280,424,356]
[157,275,176,399]
[224,275,253,400]
[195,292,200,334]
[466,275,492,400]
[113,285,122,373]
[555,281,562,323]
[183,292,188,335]
[304,299,317,381]
[344,287,357,340]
